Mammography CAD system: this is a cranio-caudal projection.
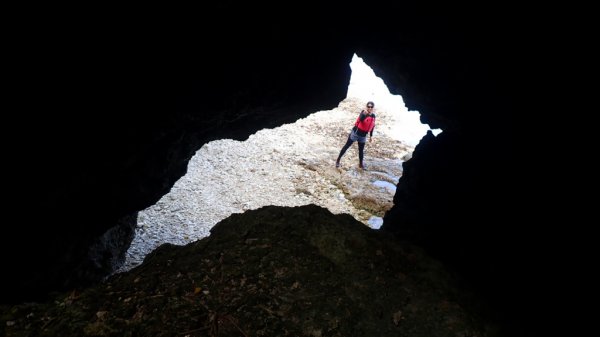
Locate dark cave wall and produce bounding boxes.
[2,4,516,312]
[3,9,356,303]
[356,9,517,323]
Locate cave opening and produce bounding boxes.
[116,53,441,273]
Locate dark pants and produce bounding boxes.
[337,136,366,165]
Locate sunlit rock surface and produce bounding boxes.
[117,97,416,272]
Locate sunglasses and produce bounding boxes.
[367,106,374,108]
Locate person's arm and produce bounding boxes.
[359,110,368,121]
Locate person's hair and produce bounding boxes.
[367,101,375,107]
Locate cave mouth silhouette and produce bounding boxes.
[116,54,441,273]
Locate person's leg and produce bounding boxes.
[337,137,354,167]
[358,141,366,168]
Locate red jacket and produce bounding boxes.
[354,111,376,136]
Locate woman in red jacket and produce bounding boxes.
[336,101,376,170]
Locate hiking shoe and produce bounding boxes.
[359,163,367,170]
[335,160,340,168]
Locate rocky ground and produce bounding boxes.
[118,97,414,273]
[1,205,499,337]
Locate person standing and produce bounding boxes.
[336,101,376,169]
